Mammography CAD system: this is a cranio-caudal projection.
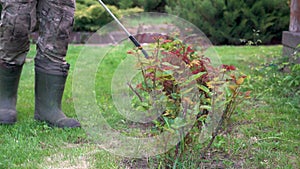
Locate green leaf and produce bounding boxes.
[172,117,186,129]
[161,62,180,69]
[197,84,210,93]
[180,72,207,86]
[200,105,212,111]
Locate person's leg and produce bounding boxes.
[0,63,22,124]
[0,0,36,124]
[34,0,80,128]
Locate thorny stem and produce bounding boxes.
[226,87,241,120]
[153,67,157,89]
[127,82,144,102]
[201,86,239,157]
[153,43,160,89]
[153,39,163,89]
[141,68,150,92]
[137,52,150,92]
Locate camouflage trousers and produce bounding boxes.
[0,0,75,75]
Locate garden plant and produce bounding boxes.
[125,37,251,167]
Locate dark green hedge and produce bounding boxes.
[166,0,290,45]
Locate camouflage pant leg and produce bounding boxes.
[34,0,75,75]
[0,0,37,66]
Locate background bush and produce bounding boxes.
[74,1,143,32]
[165,0,290,45]
[74,3,120,32]
[101,0,166,11]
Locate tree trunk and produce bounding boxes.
[290,0,300,32]
[282,0,300,63]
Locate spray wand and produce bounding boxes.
[97,0,149,58]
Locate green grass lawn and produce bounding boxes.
[0,44,299,168]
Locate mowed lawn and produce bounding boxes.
[0,44,299,169]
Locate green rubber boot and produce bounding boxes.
[34,70,81,128]
[0,63,22,124]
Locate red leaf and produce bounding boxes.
[127,50,134,54]
[222,64,236,71]
[187,46,195,53]
[163,39,173,43]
